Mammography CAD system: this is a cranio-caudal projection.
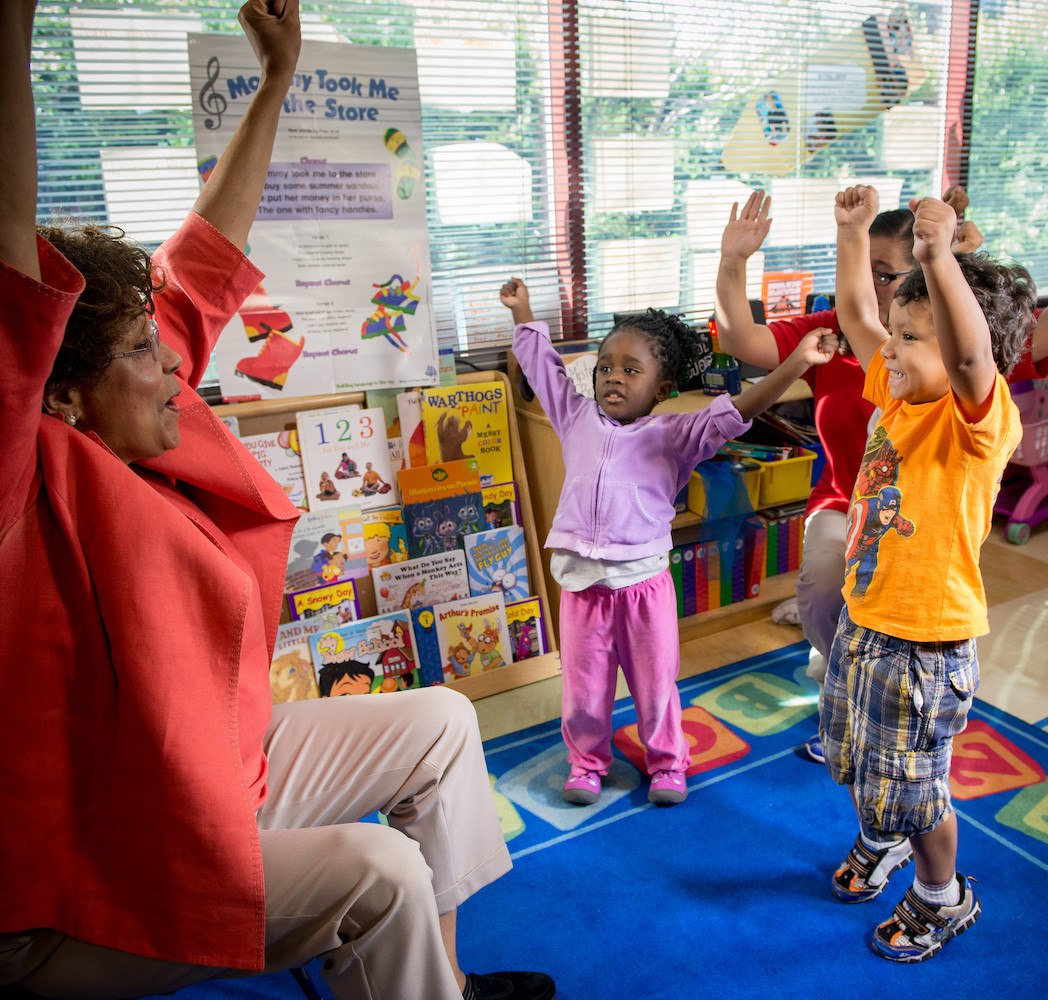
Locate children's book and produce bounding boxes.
[505,596,546,663]
[240,429,307,509]
[481,481,519,528]
[365,387,406,475]
[288,578,361,623]
[285,504,365,594]
[269,615,340,704]
[418,381,513,488]
[362,507,410,570]
[462,525,529,601]
[398,459,484,559]
[372,550,471,614]
[431,592,512,681]
[409,606,448,687]
[308,610,420,695]
[396,389,427,470]
[296,404,397,512]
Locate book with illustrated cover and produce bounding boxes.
[240,429,307,509]
[362,507,410,570]
[372,549,470,614]
[418,381,513,488]
[408,606,447,687]
[505,596,546,663]
[481,481,519,528]
[398,459,483,559]
[269,614,340,704]
[308,610,420,695]
[365,386,406,475]
[285,504,365,594]
[431,592,511,681]
[396,389,427,469]
[288,578,361,622]
[462,525,529,601]
[296,404,396,512]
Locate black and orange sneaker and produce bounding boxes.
[832,835,913,902]
[871,874,981,962]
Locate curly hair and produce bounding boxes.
[37,221,164,395]
[605,308,702,389]
[894,252,1036,377]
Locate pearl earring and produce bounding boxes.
[66,414,77,426]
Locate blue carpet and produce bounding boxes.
[150,642,1048,999]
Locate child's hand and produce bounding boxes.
[793,327,839,368]
[834,185,879,232]
[500,276,534,325]
[721,190,771,261]
[908,196,957,264]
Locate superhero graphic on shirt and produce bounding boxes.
[845,428,914,597]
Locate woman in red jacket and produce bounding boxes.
[0,4,553,1000]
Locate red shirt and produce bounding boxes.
[0,214,299,969]
[769,309,875,515]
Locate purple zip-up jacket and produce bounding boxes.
[514,321,751,561]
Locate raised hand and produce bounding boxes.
[908,196,957,265]
[720,190,772,261]
[239,0,301,83]
[834,185,879,233]
[500,277,533,325]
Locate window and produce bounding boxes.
[32,1,1042,387]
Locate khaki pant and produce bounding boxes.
[2,686,511,1000]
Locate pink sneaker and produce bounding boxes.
[562,769,601,805]
[648,769,687,805]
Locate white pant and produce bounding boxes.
[3,686,511,1000]
[795,507,848,672]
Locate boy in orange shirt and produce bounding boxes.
[821,185,1034,961]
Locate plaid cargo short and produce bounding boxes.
[820,609,978,841]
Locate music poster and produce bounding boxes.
[188,34,439,400]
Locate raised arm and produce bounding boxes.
[192,0,301,251]
[0,1,41,280]
[834,185,889,371]
[910,195,997,421]
[732,328,839,421]
[714,190,781,371]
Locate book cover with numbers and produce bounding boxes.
[296,404,396,512]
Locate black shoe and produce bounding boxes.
[462,970,556,1000]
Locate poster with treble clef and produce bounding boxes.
[188,34,439,401]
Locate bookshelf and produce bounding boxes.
[506,349,813,641]
[213,369,562,702]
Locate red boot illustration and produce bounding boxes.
[235,327,305,390]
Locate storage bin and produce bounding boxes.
[687,460,760,517]
[754,448,816,507]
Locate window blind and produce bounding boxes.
[32,1,1044,383]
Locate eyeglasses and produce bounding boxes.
[872,269,914,287]
[112,317,160,362]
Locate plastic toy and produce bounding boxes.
[995,378,1048,544]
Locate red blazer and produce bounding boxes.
[0,215,299,969]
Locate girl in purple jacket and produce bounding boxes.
[502,278,836,806]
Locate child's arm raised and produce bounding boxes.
[834,185,888,371]
[500,277,534,325]
[732,328,838,421]
[910,195,997,421]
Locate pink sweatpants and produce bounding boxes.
[558,569,690,775]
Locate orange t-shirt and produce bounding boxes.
[843,353,1021,642]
